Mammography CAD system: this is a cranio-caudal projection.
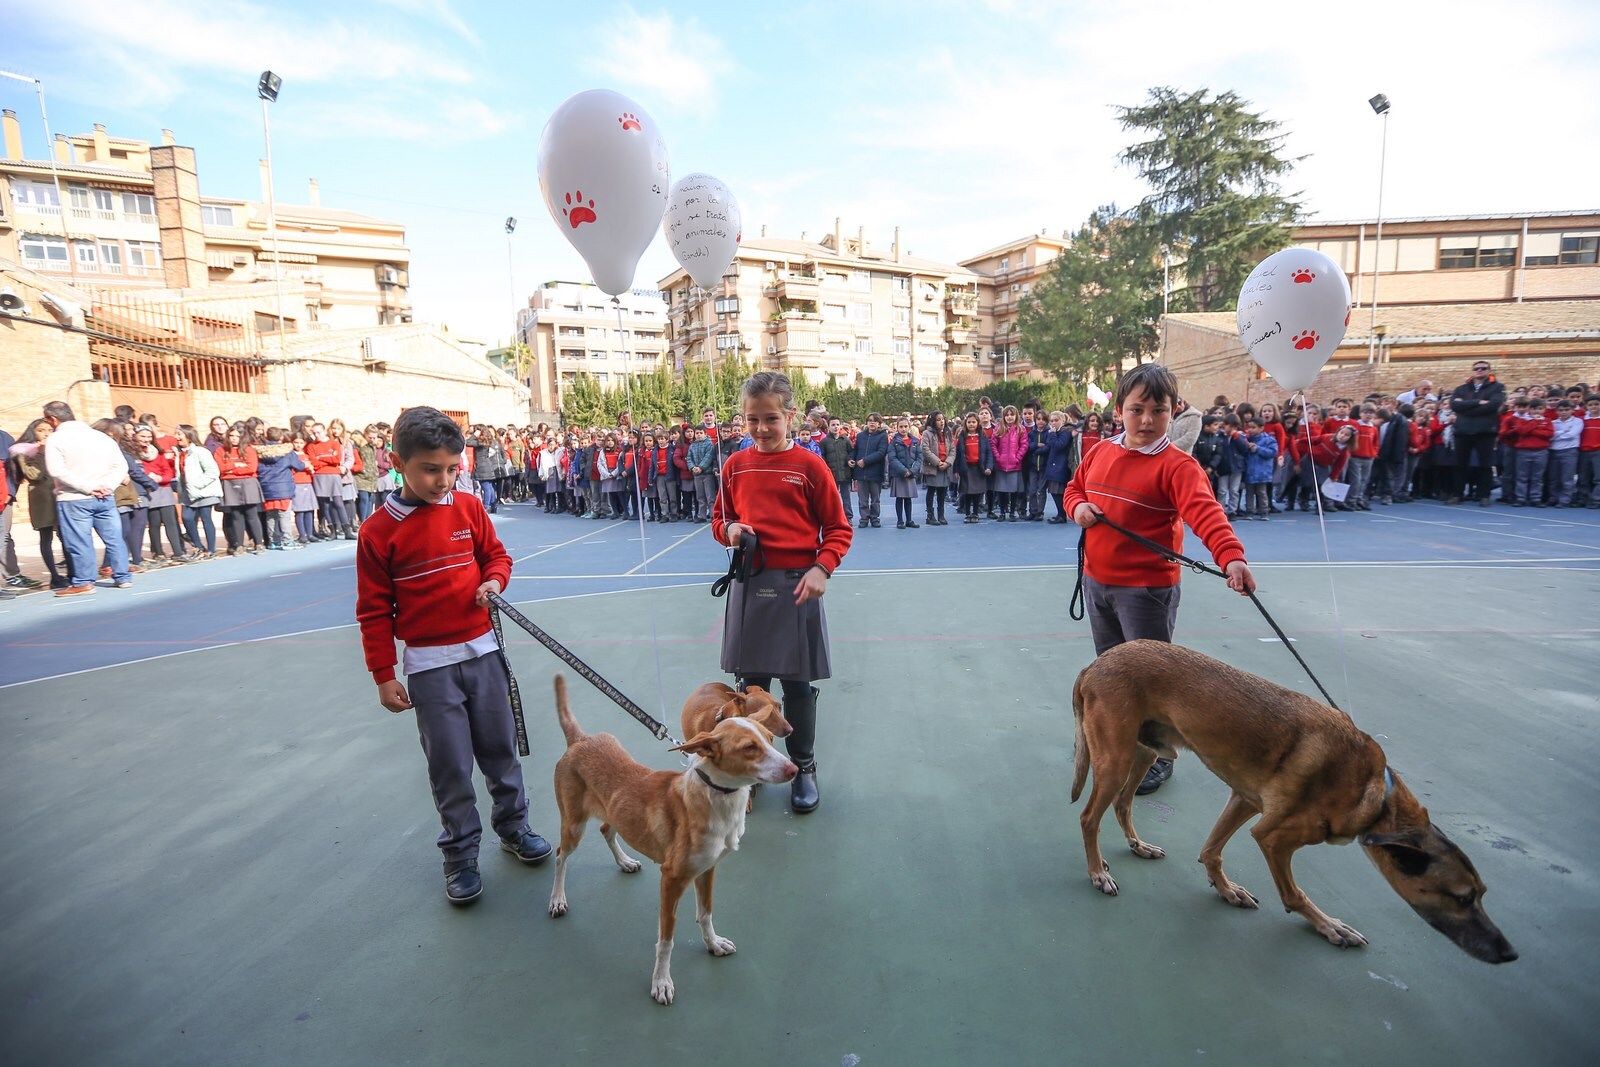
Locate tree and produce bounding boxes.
[1017,204,1164,384]
[1116,86,1303,312]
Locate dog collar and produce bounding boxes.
[695,768,739,795]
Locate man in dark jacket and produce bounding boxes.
[850,413,889,528]
[1449,360,1507,506]
[1373,406,1411,503]
[819,418,854,520]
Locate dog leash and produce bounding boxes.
[488,591,683,747]
[1069,515,1341,710]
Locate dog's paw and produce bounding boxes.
[1211,880,1260,909]
[651,976,675,1005]
[705,935,737,957]
[1320,918,1368,949]
[548,896,569,918]
[616,856,642,874]
[1128,839,1165,860]
[1089,868,1119,896]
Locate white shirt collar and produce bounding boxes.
[1110,431,1170,456]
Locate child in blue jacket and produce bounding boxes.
[1241,416,1280,520]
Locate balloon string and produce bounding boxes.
[615,296,671,727]
[1297,389,1353,711]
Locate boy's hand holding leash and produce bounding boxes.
[1075,501,1257,596]
[475,578,503,607]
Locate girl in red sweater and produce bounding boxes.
[217,426,265,554]
[712,371,853,813]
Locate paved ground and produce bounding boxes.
[2,499,1597,1064]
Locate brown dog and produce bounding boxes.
[681,683,792,813]
[547,675,798,1004]
[1071,641,1516,964]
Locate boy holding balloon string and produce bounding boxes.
[1064,363,1256,797]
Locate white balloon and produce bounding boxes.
[663,173,742,291]
[537,89,669,296]
[1235,247,1353,391]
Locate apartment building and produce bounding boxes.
[0,113,411,329]
[515,281,670,413]
[658,220,984,392]
[959,230,1070,381]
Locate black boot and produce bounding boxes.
[784,685,819,813]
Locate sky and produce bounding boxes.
[6,0,1599,342]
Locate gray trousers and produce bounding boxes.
[1025,469,1048,516]
[1083,574,1180,656]
[0,503,17,581]
[408,651,529,873]
[693,473,717,518]
[1513,450,1548,504]
[856,480,882,520]
[1548,448,1578,505]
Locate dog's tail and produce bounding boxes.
[1070,668,1090,804]
[554,674,584,746]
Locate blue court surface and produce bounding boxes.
[1,499,1596,1064]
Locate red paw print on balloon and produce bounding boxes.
[562,190,597,229]
[617,113,642,132]
[1292,269,1315,284]
[1292,330,1319,350]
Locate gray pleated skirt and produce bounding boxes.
[221,477,263,506]
[959,468,989,496]
[992,470,1021,493]
[921,468,950,488]
[890,475,916,498]
[313,473,344,498]
[720,567,831,681]
[293,483,317,511]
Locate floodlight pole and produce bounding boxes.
[259,72,287,355]
[0,70,76,285]
[1367,93,1391,364]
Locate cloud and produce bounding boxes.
[375,0,484,48]
[584,7,735,112]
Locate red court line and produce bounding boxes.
[206,591,351,639]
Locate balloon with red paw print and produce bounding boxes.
[538,89,669,296]
[1235,247,1352,390]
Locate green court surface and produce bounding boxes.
[1,561,1595,1065]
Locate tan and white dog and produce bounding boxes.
[680,682,792,813]
[547,675,799,1004]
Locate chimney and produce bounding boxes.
[800,230,807,242]
[2,110,21,160]
[308,177,320,207]
[54,133,73,163]
[893,226,902,263]
[760,223,767,238]
[91,122,110,162]
[150,145,208,291]
[857,225,865,254]
[161,129,175,146]
[834,216,842,250]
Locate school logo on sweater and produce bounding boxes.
[450,528,472,542]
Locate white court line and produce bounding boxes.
[131,589,169,596]
[1376,511,1600,551]
[513,521,626,563]
[270,571,302,578]
[204,580,239,587]
[624,527,704,576]
[332,565,354,571]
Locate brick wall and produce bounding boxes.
[0,271,112,429]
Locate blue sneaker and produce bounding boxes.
[445,862,482,904]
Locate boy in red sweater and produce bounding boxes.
[1580,395,1600,508]
[1508,397,1554,506]
[356,406,550,905]
[1063,364,1255,796]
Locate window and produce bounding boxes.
[68,184,91,210]
[918,311,939,332]
[1560,235,1599,265]
[894,338,910,355]
[851,302,872,325]
[850,270,870,290]
[824,272,848,286]
[824,303,848,322]
[594,373,609,384]
[854,338,871,354]
[94,189,115,213]
[1438,245,1477,269]
[121,192,155,218]
[893,370,912,385]
[919,343,942,360]
[894,306,910,326]
[559,326,585,338]
[20,233,68,263]
[561,372,578,384]
[128,241,160,273]
[591,350,609,361]
[74,242,98,268]
[1000,257,1010,271]
[16,182,59,209]
[716,333,742,351]
[200,204,235,227]
[560,349,584,360]
[99,243,123,273]
[714,296,740,314]
[893,276,910,291]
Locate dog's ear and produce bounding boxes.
[1361,831,1434,877]
[670,731,719,758]
[714,693,748,723]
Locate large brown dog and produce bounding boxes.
[681,683,792,813]
[547,675,799,1004]
[1071,641,1517,964]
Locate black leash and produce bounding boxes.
[710,530,763,598]
[1070,514,1341,710]
[488,591,682,747]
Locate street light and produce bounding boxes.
[258,70,286,351]
[1367,92,1391,364]
[0,69,77,285]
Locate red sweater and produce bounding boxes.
[1351,423,1379,459]
[1509,415,1554,450]
[304,439,343,476]
[217,446,258,479]
[355,490,513,684]
[710,445,853,573]
[1062,436,1245,588]
[1580,414,1600,451]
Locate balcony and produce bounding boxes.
[763,272,820,302]
[775,315,821,354]
[944,292,979,315]
[945,321,973,345]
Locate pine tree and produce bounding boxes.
[1116,87,1303,312]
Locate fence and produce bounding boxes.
[85,288,271,396]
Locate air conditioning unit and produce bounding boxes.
[361,337,386,364]
[231,254,250,268]
[767,345,778,355]
[376,265,400,286]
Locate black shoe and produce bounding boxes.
[859,519,870,529]
[870,518,881,528]
[1135,758,1174,796]
[1048,515,1070,524]
[905,519,919,528]
[500,829,553,865]
[445,863,482,904]
[790,765,819,813]
[964,515,978,524]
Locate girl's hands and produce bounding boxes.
[794,567,827,604]
[724,521,750,547]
